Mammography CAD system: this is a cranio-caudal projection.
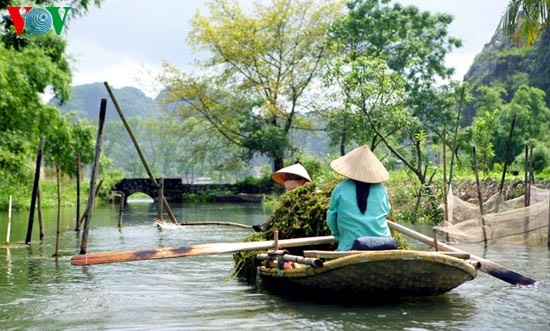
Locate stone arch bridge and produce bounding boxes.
[112,178,273,204]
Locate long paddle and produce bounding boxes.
[70,235,336,266]
[387,221,536,286]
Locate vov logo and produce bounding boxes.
[7,6,71,36]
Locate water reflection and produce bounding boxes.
[0,202,548,331]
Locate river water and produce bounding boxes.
[0,200,548,330]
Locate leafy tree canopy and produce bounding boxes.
[161,0,344,171]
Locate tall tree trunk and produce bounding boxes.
[273,156,284,172]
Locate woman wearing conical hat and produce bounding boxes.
[272,161,312,192]
[326,145,394,251]
[253,161,312,233]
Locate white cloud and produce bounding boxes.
[65,0,509,97]
[68,39,163,98]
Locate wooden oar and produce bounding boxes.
[387,221,537,286]
[71,235,336,266]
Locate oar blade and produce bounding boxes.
[387,221,537,287]
[478,259,537,286]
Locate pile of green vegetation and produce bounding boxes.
[232,180,408,282]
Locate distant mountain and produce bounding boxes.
[463,26,550,125]
[50,83,160,120]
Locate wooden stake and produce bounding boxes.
[442,128,448,224]
[499,115,516,195]
[473,147,488,245]
[25,137,45,245]
[118,192,125,229]
[448,86,465,193]
[523,145,533,240]
[157,178,164,222]
[523,145,531,207]
[53,165,61,257]
[547,193,549,249]
[529,145,534,184]
[80,99,107,254]
[6,195,12,244]
[78,179,103,228]
[75,154,81,231]
[37,185,44,241]
[104,81,178,224]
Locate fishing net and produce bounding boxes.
[436,185,550,245]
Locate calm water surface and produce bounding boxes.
[0,200,548,330]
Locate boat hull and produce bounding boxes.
[257,250,477,298]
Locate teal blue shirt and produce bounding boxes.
[326,179,391,250]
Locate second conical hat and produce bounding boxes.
[272,163,312,186]
[330,145,389,183]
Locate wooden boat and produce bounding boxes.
[256,249,478,298]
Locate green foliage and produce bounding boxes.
[538,167,550,180]
[234,174,276,194]
[467,84,550,172]
[162,0,344,169]
[96,166,125,201]
[500,0,549,46]
[0,0,102,203]
[324,0,460,186]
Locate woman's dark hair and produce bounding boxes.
[354,180,371,214]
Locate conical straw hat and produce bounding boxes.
[272,163,312,186]
[330,145,389,183]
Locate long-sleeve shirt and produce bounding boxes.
[326,179,391,250]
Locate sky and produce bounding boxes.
[63,0,510,98]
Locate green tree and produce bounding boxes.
[324,0,461,184]
[467,84,550,171]
[0,1,101,191]
[494,84,550,167]
[161,0,344,171]
[466,86,506,172]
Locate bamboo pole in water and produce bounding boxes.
[78,179,103,228]
[523,145,531,207]
[447,86,465,193]
[37,185,44,241]
[25,137,45,245]
[80,99,107,254]
[442,128,448,224]
[523,145,533,240]
[118,192,125,229]
[499,115,516,195]
[53,165,61,257]
[472,147,488,245]
[547,193,549,248]
[75,154,81,231]
[529,145,534,184]
[157,178,164,222]
[104,81,178,224]
[6,195,12,244]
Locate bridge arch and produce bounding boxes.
[112,178,163,204]
[112,177,276,204]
